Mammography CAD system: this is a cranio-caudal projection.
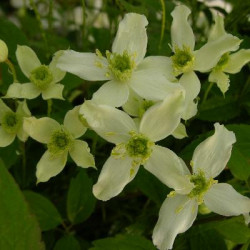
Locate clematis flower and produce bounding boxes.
[5,46,65,100]
[169,5,241,119]
[208,15,250,93]
[0,99,31,147]
[57,13,180,107]
[23,106,95,183]
[145,123,250,250]
[80,89,185,201]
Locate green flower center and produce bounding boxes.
[171,46,194,75]
[188,171,214,203]
[48,128,72,155]
[30,65,53,90]
[214,53,230,71]
[138,100,155,118]
[1,112,21,134]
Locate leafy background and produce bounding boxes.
[0,0,249,249]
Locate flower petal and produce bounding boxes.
[144,145,192,194]
[69,140,95,168]
[171,5,195,50]
[5,83,41,99]
[112,13,148,64]
[153,195,198,250]
[0,127,15,147]
[93,155,139,201]
[16,45,41,78]
[92,80,129,107]
[208,15,226,42]
[172,123,188,139]
[182,101,198,120]
[209,70,230,94]
[64,106,87,138]
[41,83,64,100]
[0,99,12,120]
[80,101,137,144]
[204,183,250,220]
[56,50,109,81]
[130,70,182,101]
[224,49,250,74]
[36,150,68,183]
[16,100,31,117]
[49,50,66,82]
[23,117,60,144]
[139,89,185,142]
[194,34,241,72]
[17,127,29,142]
[192,123,236,178]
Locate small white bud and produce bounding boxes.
[0,40,8,62]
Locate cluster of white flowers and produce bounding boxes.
[0,5,250,250]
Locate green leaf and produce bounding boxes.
[90,234,156,250]
[67,169,96,224]
[226,124,250,180]
[23,190,63,231]
[53,235,81,250]
[0,162,44,250]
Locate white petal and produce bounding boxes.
[93,155,139,201]
[16,100,31,117]
[192,123,236,178]
[172,123,188,139]
[80,101,137,144]
[41,83,64,100]
[130,70,183,101]
[153,195,198,250]
[171,5,195,50]
[209,70,230,94]
[182,101,198,120]
[64,106,86,138]
[204,183,250,219]
[49,50,66,82]
[16,45,41,78]
[0,127,15,147]
[137,56,175,81]
[17,127,29,142]
[5,83,41,99]
[144,145,192,194]
[112,13,148,64]
[139,89,185,142]
[0,99,12,120]
[194,34,241,72]
[224,49,250,74]
[36,150,68,183]
[69,140,95,168]
[208,14,226,42]
[92,80,129,107]
[56,50,109,81]
[23,117,60,144]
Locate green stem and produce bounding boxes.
[48,0,53,32]
[5,59,18,82]
[202,82,214,104]
[47,99,53,117]
[159,0,166,50]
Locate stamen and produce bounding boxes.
[30,65,53,90]
[1,111,21,134]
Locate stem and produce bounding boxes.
[159,0,166,50]
[81,0,86,49]
[202,82,214,104]
[5,59,18,82]
[48,0,53,32]
[47,99,53,116]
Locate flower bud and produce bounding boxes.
[0,39,8,62]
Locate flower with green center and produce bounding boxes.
[57,13,181,107]
[23,105,95,183]
[5,46,66,100]
[208,15,250,94]
[0,99,31,147]
[144,123,250,250]
[168,5,241,120]
[80,89,185,201]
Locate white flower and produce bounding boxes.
[79,89,185,201]
[146,123,250,250]
[57,13,180,107]
[0,39,8,62]
[208,15,250,93]
[169,5,241,119]
[23,106,95,183]
[0,99,31,147]
[5,46,65,100]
